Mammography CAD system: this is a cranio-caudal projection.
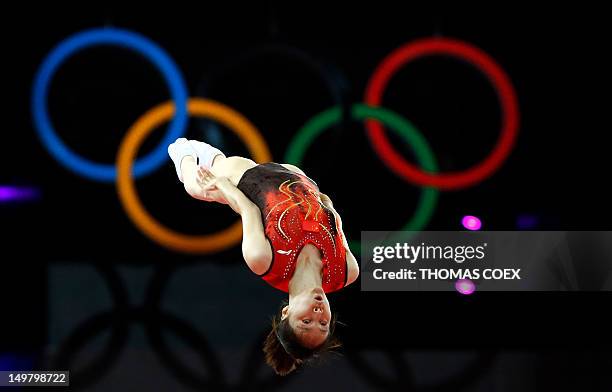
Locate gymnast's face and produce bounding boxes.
[282,287,331,348]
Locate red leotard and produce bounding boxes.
[236,163,347,293]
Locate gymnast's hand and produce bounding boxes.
[197,167,242,213]
[179,159,227,204]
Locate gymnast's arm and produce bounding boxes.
[217,179,273,275]
[191,163,273,275]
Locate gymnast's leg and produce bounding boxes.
[168,138,259,202]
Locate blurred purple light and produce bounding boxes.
[0,354,35,371]
[461,215,482,231]
[516,214,538,229]
[0,186,40,203]
[455,279,476,295]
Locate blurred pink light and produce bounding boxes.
[462,215,482,231]
[455,279,476,295]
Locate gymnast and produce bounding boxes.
[168,138,359,375]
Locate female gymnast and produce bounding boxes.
[168,138,359,375]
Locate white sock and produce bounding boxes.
[167,138,197,183]
[188,140,226,169]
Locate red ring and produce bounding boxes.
[364,37,520,190]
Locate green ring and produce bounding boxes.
[285,103,439,255]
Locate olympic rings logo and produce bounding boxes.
[364,38,520,189]
[32,28,189,182]
[32,27,519,255]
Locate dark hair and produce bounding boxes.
[263,301,341,376]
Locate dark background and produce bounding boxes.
[1,2,610,391]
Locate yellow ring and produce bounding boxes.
[116,98,272,254]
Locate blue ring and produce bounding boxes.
[32,27,188,182]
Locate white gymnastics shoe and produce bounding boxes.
[167,138,197,183]
[188,140,226,169]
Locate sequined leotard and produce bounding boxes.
[236,162,347,293]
